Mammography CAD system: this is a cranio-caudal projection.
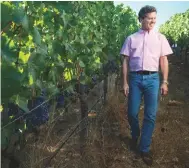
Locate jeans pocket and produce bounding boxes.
[151,73,160,80]
[129,72,138,80]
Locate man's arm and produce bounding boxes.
[159,34,173,95]
[159,56,169,95]
[120,36,131,96]
[122,55,129,96]
[160,56,169,83]
[122,55,129,86]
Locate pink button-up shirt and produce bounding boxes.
[120,29,173,71]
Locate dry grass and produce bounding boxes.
[19,123,61,168]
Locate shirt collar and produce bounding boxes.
[138,28,155,34]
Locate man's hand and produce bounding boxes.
[123,83,129,97]
[161,83,168,96]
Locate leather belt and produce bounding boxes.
[130,71,158,75]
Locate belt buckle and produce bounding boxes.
[143,71,150,75]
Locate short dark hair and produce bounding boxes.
[138,5,157,21]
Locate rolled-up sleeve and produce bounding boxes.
[120,36,131,57]
[160,35,173,56]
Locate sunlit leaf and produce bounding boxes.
[19,51,30,63]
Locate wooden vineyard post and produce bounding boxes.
[103,73,108,105]
[184,47,189,66]
[48,98,57,125]
[103,60,117,104]
[103,62,109,105]
[78,82,88,154]
[75,63,88,153]
[1,106,9,127]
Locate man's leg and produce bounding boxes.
[139,73,160,152]
[128,73,143,143]
[139,73,160,165]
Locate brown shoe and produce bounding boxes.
[141,151,153,166]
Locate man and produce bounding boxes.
[120,5,173,166]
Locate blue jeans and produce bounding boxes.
[128,72,160,152]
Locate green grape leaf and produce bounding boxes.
[93,46,102,53]
[79,60,85,68]
[61,10,68,28]
[17,97,29,113]
[22,14,29,31]
[35,79,43,90]
[48,67,57,84]
[33,27,41,45]
[1,126,14,150]
[46,83,59,96]
[13,7,25,24]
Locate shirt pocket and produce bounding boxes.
[130,40,143,57]
[148,40,161,56]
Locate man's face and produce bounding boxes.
[141,12,156,30]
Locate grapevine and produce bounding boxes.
[1,1,139,149]
[159,9,189,64]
